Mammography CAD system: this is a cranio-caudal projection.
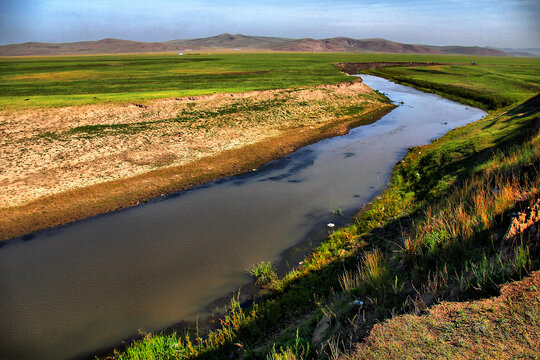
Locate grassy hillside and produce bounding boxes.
[1,53,538,109]
[108,59,539,358]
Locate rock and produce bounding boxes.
[312,314,332,344]
[503,199,540,247]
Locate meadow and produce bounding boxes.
[1,52,539,108]
[364,60,540,109]
[1,52,539,358]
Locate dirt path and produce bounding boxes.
[0,80,393,240]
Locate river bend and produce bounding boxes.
[0,75,486,359]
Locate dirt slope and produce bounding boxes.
[345,272,540,359]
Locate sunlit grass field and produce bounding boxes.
[1,52,538,108]
[366,60,540,109]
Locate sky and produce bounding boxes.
[0,0,539,48]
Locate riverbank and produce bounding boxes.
[6,74,488,360]
[113,64,539,359]
[0,80,394,240]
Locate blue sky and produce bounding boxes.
[0,0,538,48]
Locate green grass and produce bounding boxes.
[1,52,538,109]
[23,86,383,142]
[366,62,540,109]
[108,58,539,359]
[247,262,278,289]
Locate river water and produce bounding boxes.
[0,75,486,359]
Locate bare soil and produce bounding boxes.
[0,80,393,240]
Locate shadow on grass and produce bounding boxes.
[185,95,540,359]
[505,94,540,118]
[400,103,539,204]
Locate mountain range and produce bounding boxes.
[0,33,527,56]
[488,46,540,57]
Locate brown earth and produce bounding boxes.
[345,271,540,359]
[0,80,394,240]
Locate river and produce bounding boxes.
[0,75,486,359]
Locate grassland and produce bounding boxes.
[1,52,538,109]
[8,52,537,239]
[364,61,540,110]
[105,56,539,359]
[1,52,539,358]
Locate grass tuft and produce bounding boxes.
[247,261,278,288]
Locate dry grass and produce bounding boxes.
[3,70,109,81]
[346,271,540,360]
[340,249,389,293]
[400,131,540,264]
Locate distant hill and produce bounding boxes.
[0,33,509,56]
[270,37,507,56]
[0,38,177,56]
[166,33,293,49]
[487,46,540,57]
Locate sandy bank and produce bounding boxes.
[0,80,393,240]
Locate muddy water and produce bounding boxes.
[0,75,486,359]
